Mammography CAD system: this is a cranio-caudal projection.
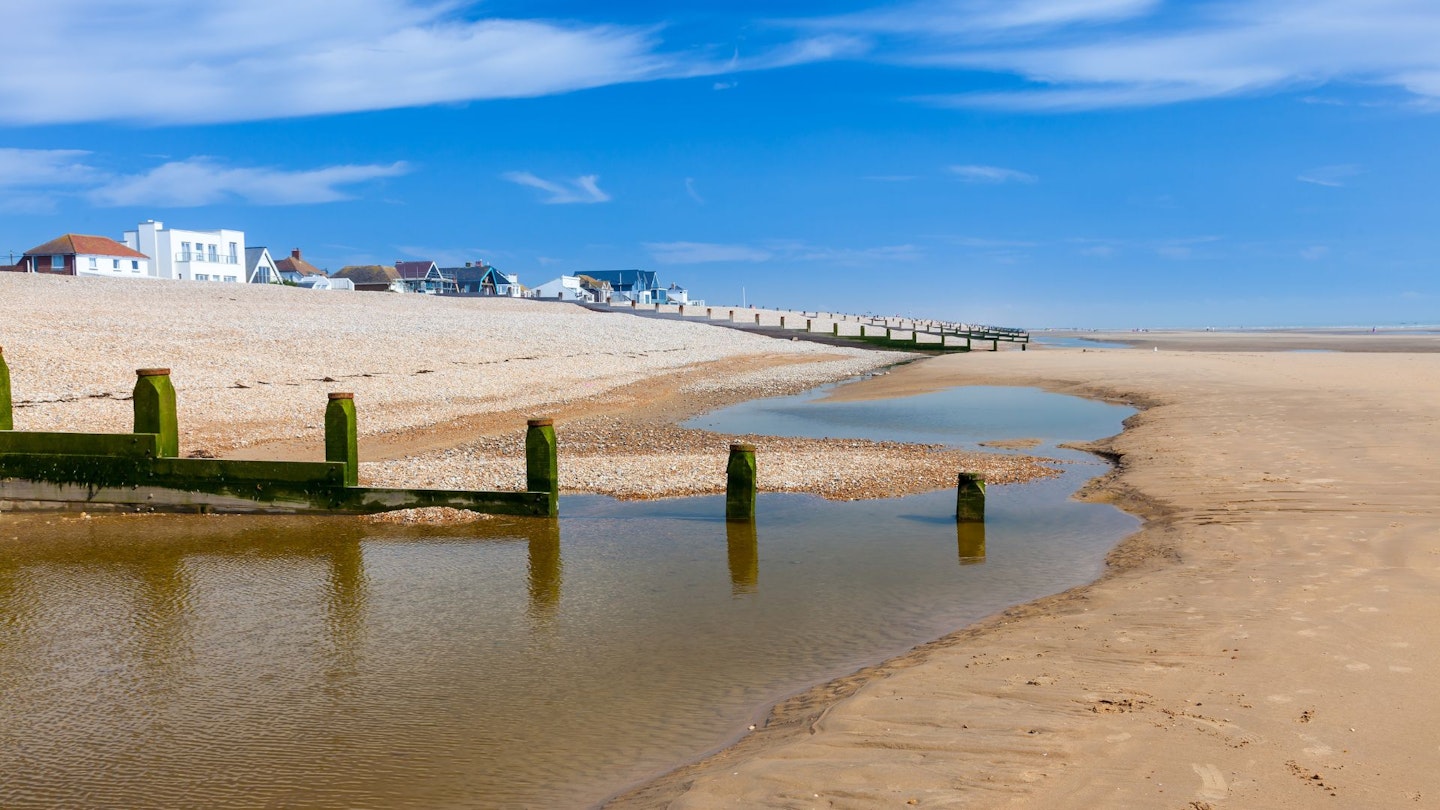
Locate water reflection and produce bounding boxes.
[956,521,986,566]
[0,387,1137,809]
[523,518,563,624]
[725,521,759,595]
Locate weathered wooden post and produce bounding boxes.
[325,392,359,486]
[133,368,178,458]
[806,319,812,332]
[754,313,761,325]
[860,325,867,337]
[0,346,11,431]
[726,443,756,521]
[956,471,986,522]
[779,316,786,329]
[992,339,999,351]
[832,323,840,336]
[526,418,559,517]
[729,310,735,321]
[707,307,713,318]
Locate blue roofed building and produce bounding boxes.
[582,269,662,304]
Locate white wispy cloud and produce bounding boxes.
[949,164,1037,183]
[645,242,774,264]
[0,148,99,187]
[0,147,407,209]
[0,1,815,125]
[89,158,410,207]
[684,177,705,204]
[1297,164,1362,187]
[502,172,612,204]
[811,0,1158,34]
[646,239,921,265]
[805,0,1440,110]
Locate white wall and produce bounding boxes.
[126,221,245,281]
[75,254,153,278]
[532,276,589,301]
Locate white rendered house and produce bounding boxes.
[18,234,152,278]
[244,247,282,284]
[531,275,593,301]
[124,220,246,282]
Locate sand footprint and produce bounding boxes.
[1192,763,1229,801]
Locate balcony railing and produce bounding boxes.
[175,253,239,264]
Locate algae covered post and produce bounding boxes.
[0,346,12,431]
[133,368,178,458]
[325,393,359,486]
[726,443,757,521]
[526,418,559,517]
[956,471,986,522]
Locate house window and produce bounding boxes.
[223,276,236,283]
[113,259,120,269]
[88,257,97,269]
[208,244,218,262]
[51,255,64,269]
[181,241,191,261]
[229,242,238,262]
[196,274,209,281]
[132,261,140,270]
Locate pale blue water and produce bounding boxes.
[0,386,1137,809]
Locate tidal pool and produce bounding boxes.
[0,386,1136,809]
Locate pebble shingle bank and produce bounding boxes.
[2,274,1057,503]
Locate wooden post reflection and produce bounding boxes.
[325,538,368,673]
[525,518,562,623]
[134,549,192,677]
[956,521,986,566]
[725,520,758,594]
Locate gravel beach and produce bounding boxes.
[1,273,1053,500]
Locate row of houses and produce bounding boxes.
[2,220,700,304]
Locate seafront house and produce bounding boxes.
[16,234,152,278]
[244,247,282,284]
[443,261,521,296]
[583,269,663,304]
[531,275,594,301]
[123,220,244,282]
[333,265,402,292]
[395,260,456,294]
[274,248,326,284]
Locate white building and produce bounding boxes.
[124,220,246,282]
[18,234,153,278]
[244,247,282,284]
[531,275,593,301]
[297,276,354,291]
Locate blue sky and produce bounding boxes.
[2,0,1438,328]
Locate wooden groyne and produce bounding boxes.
[578,301,1029,353]
[0,350,556,517]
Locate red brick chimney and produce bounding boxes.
[291,248,302,260]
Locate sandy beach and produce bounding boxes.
[615,337,1440,808]
[6,275,1439,807]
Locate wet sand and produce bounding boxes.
[614,333,1440,808]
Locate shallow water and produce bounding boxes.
[0,387,1136,809]
[1031,335,1135,349]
